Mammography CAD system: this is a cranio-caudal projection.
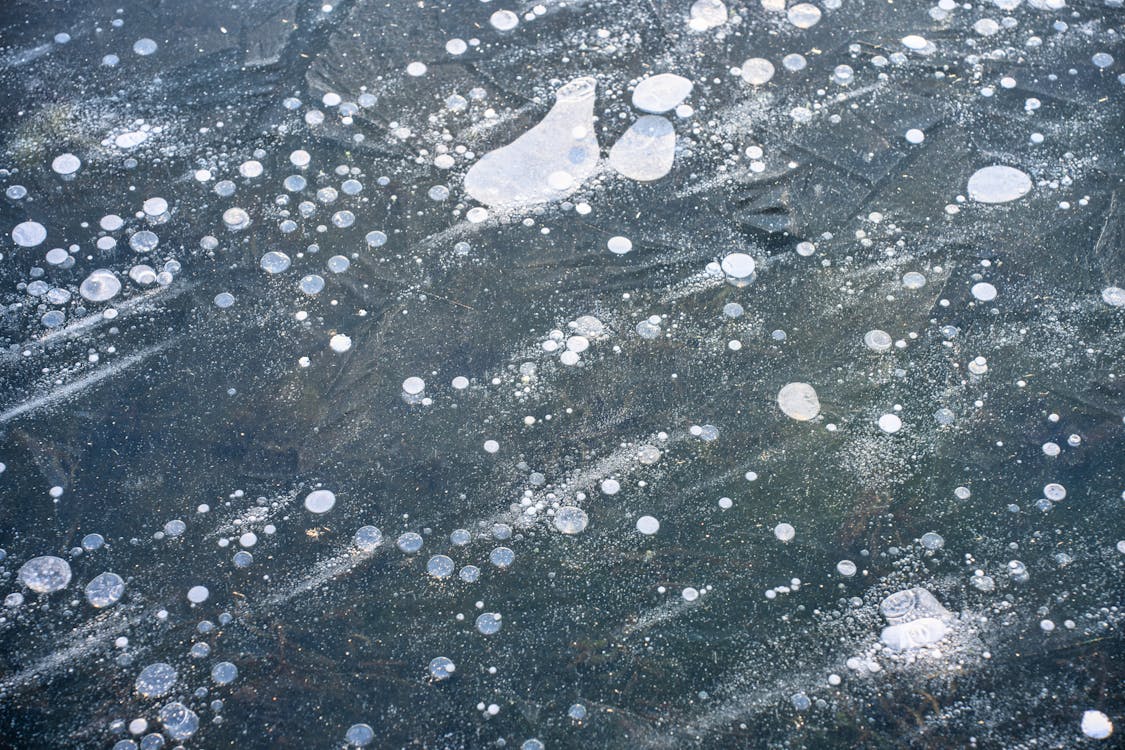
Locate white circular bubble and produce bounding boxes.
[921,532,945,550]
[354,526,384,552]
[133,38,158,55]
[12,221,47,247]
[972,282,998,301]
[135,663,177,697]
[741,58,775,85]
[239,160,263,178]
[720,252,756,280]
[222,207,251,231]
[129,230,159,252]
[142,197,168,216]
[607,236,633,254]
[428,656,455,680]
[864,329,893,352]
[261,251,292,274]
[18,555,72,593]
[211,662,238,685]
[346,723,376,747]
[878,413,903,433]
[1082,710,1113,739]
[51,153,81,175]
[305,489,336,513]
[632,73,693,113]
[85,572,125,607]
[489,547,515,568]
[159,702,199,741]
[689,0,728,30]
[787,3,822,28]
[902,271,926,289]
[554,506,589,534]
[636,515,660,535]
[967,166,1032,203]
[79,269,122,302]
[300,275,325,295]
[490,9,519,30]
[427,555,455,578]
[1101,286,1125,307]
[777,382,820,421]
[116,131,148,149]
[397,532,424,554]
[476,612,503,634]
[902,35,929,50]
[783,53,807,71]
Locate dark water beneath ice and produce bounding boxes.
[0,0,1123,747]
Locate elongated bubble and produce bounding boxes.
[610,115,676,182]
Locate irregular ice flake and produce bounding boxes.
[464,77,599,208]
[880,617,948,650]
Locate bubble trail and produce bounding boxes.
[0,609,139,696]
[0,341,176,424]
[30,283,192,350]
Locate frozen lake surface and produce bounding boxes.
[0,0,1123,747]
